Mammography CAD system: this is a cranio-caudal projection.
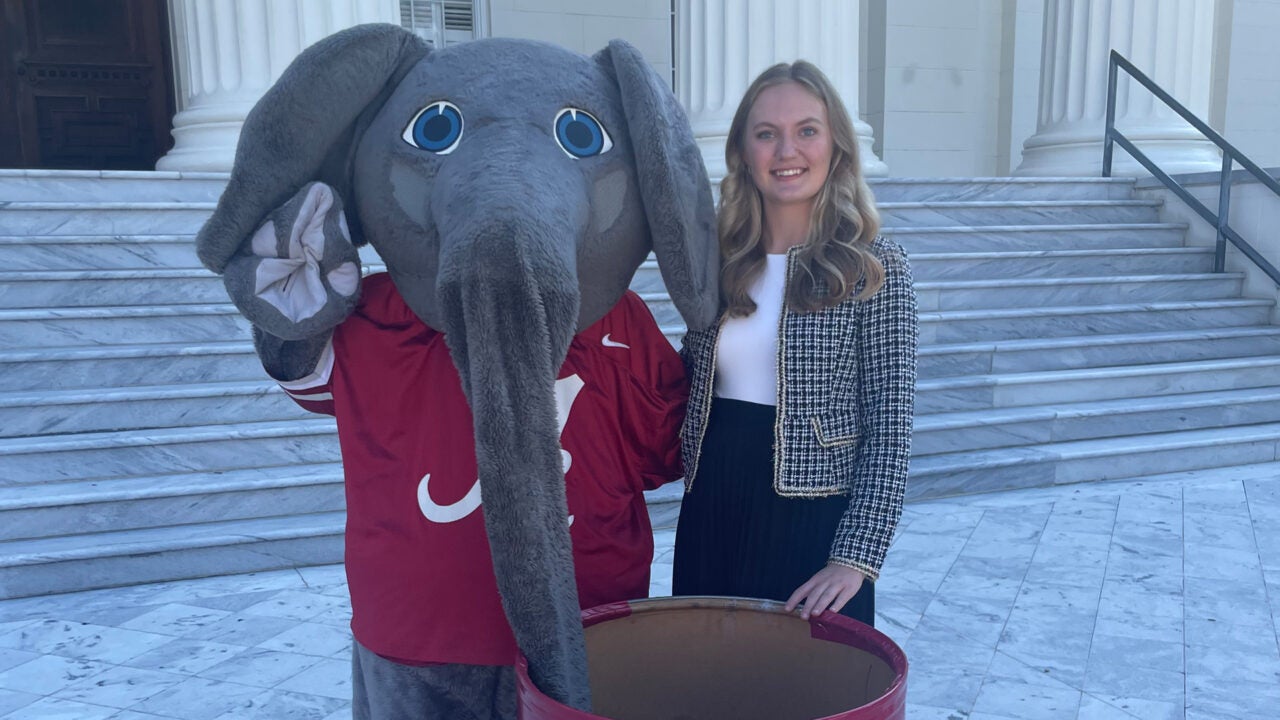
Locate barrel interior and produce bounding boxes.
[583,602,897,720]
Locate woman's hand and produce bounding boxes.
[785,564,865,620]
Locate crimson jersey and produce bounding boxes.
[278,273,686,666]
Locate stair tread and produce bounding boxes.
[0,418,336,456]
[0,340,253,363]
[641,246,1206,269]
[920,326,1280,354]
[878,199,1161,208]
[916,385,1280,429]
[913,272,1241,289]
[0,511,348,566]
[0,464,345,509]
[0,168,228,181]
[912,421,1280,473]
[882,222,1186,233]
[0,268,215,280]
[0,234,197,244]
[0,379,285,406]
[1,201,217,209]
[870,176,1135,185]
[0,303,242,319]
[919,297,1272,321]
[918,354,1280,390]
[911,247,1211,260]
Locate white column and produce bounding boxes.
[1015,0,1221,177]
[157,0,400,171]
[675,0,887,180]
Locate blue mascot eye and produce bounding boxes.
[402,101,464,154]
[554,108,613,159]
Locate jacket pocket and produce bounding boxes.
[811,413,860,449]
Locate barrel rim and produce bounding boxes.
[516,595,909,720]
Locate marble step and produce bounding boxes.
[632,248,1215,292]
[9,261,1231,315]
[908,247,1213,280]
[0,169,228,202]
[914,386,1280,457]
[0,202,216,236]
[915,273,1243,311]
[643,482,685,531]
[915,355,1280,413]
[877,200,1162,227]
[907,421,1280,500]
[920,298,1274,344]
[0,268,226,308]
[0,481,684,597]
[0,341,261,392]
[882,223,1187,252]
[0,511,347,599]
[0,172,1126,205]
[0,464,344,542]
[0,234,200,270]
[0,380,309,438]
[0,419,340,485]
[0,303,251,348]
[868,177,1136,202]
[648,297,1276,344]
[919,326,1280,378]
[644,275,1251,328]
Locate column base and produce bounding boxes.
[154,102,255,172]
[1015,127,1223,178]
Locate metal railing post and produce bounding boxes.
[1103,52,1118,178]
[1216,153,1233,273]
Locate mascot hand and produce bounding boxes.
[221,182,362,341]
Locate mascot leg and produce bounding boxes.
[351,641,516,720]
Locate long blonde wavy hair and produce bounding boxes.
[719,61,883,317]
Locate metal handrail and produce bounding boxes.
[1103,49,1280,286]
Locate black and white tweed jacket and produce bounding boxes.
[679,236,918,581]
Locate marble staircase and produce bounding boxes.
[2,171,1279,598]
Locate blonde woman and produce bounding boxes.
[672,61,918,625]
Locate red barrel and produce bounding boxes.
[517,596,908,720]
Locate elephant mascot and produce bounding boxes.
[195,24,717,719]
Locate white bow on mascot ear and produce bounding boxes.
[195,24,718,710]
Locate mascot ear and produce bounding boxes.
[596,40,720,331]
[197,23,430,274]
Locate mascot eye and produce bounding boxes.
[403,101,464,154]
[554,108,613,159]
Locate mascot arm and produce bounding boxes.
[217,181,362,381]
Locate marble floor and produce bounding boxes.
[1,463,1279,719]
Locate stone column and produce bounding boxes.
[675,0,887,180]
[1015,0,1221,177]
[157,0,400,171]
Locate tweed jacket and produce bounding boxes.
[679,236,918,581]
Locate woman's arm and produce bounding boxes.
[828,240,919,581]
[786,240,918,618]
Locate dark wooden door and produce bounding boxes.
[0,0,175,170]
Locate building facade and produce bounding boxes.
[4,0,1278,177]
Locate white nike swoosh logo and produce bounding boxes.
[601,333,630,349]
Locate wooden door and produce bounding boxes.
[0,0,175,170]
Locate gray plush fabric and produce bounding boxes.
[196,24,429,274]
[194,23,720,712]
[221,182,361,342]
[595,40,720,331]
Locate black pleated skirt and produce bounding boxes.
[672,397,875,625]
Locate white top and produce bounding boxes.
[714,253,788,406]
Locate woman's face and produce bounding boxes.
[742,81,834,214]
